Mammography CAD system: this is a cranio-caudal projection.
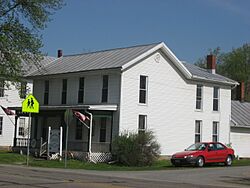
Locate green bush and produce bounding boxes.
[112,131,160,166]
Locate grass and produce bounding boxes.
[0,150,250,170]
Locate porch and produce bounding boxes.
[11,104,118,161]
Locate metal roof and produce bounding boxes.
[231,100,250,127]
[27,43,160,77]
[182,63,237,85]
[25,42,237,86]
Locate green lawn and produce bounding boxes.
[0,151,250,170]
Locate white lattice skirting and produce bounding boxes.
[61,151,112,163]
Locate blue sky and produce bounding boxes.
[41,0,250,63]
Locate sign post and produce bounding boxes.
[22,94,39,166]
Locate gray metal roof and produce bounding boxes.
[27,43,160,77]
[231,100,250,127]
[22,56,56,76]
[183,63,237,85]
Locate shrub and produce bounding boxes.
[112,131,160,166]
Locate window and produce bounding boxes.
[78,77,85,103]
[138,115,147,134]
[18,118,25,136]
[0,117,2,135]
[215,143,225,150]
[196,85,203,110]
[195,120,202,143]
[0,80,4,97]
[61,79,67,104]
[212,121,219,142]
[99,117,106,142]
[44,80,49,105]
[20,82,27,99]
[101,75,108,103]
[139,76,147,104]
[75,120,83,140]
[213,87,219,111]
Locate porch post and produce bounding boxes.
[13,115,19,147]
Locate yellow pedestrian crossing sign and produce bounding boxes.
[22,94,39,113]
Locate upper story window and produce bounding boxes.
[20,82,27,99]
[139,75,148,104]
[101,75,108,103]
[0,80,4,97]
[195,120,202,143]
[78,77,85,104]
[0,116,3,135]
[212,121,219,142]
[196,85,203,110]
[99,117,107,142]
[61,79,67,104]
[213,87,219,111]
[138,115,147,134]
[44,80,49,105]
[18,118,25,136]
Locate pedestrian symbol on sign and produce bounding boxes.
[22,94,39,113]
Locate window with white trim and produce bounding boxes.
[138,115,147,134]
[99,117,107,142]
[0,80,4,97]
[18,118,25,136]
[196,85,203,110]
[20,82,27,99]
[61,79,67,104]
[139,76,148,104]
[78,77,85,103]
[213,87,219,111]
[44,80,49,105]
[195,120,202,143]
[0,117,3,135]
[212,121,219,142]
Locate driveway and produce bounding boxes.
[0,164,250,187]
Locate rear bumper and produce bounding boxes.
[171,157,197,166]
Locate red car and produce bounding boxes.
[171,142,234,167]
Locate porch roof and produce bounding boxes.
[9,104,118,112]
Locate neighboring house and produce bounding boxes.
[0,56,56,148]
[231,82,250,158]
[18,42,238,158]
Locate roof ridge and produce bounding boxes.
[63,42,161,57]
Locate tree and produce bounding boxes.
[0,0,64,82]
[195,44,250,101]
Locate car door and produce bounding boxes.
[215,143,228,162]
[206,143,218,162]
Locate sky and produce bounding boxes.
[41,0,250,63]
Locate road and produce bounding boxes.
[0,164,250,188]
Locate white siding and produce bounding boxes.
[231,127,250,158]
[120,51,231,155]
[33,70,121,105]
[0,81,32,146]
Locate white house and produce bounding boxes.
[230,82,250,158]
[0,56,55,149]
[19,42,239,159]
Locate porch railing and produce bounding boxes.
[39,137,47,157]
[15,138,29,147]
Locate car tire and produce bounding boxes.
[225,155,232,166]
[196,156,204,167]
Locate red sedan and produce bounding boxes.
[171,142,235,167]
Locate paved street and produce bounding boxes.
[0,164,250,188]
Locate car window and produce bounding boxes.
[215,143,225,150]
[186,143,207,151]
[208,143,216,151]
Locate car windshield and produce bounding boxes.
[186,143,207,151]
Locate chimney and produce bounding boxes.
[57,49,63,58]
[236,81,245,102]
[207,55,216,74]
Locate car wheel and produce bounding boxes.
[196,156,204,167]
[225,155,232,166]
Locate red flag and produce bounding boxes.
[1,105,15,115]
[73,110,89,123]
